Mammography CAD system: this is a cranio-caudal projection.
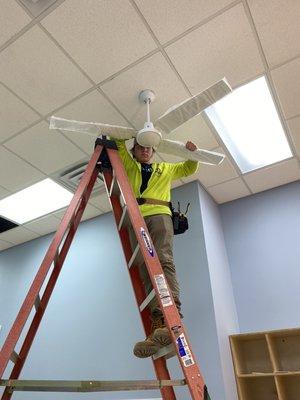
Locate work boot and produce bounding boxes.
[152,318,172,347]
[133,334,159,358]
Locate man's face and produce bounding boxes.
[133,144,153,163]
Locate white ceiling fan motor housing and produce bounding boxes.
[137,122,162,147]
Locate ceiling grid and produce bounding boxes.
[0,0,298,248]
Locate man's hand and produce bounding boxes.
[185,141,197,151]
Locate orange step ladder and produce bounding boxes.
[0,138,211,400]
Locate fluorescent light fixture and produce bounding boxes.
[205,76,292,173]
[0,178,73,224]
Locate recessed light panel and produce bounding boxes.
[205,76,292,173]
[0,179,73,224]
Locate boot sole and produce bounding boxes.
[152,328,172,347]
[133,341,159,358]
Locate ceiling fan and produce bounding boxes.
[49,78,231,165]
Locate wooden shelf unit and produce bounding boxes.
[230,327,300,400]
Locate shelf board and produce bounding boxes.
[238,373,274,378]
[238,371,300,378]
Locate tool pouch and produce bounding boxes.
[171,202,190,235]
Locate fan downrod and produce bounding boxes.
[139,89,155,104]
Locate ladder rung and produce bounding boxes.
[139,289,155,312]
[9,350,20,364]
[0,379,186,392]
[34,295,41,311]
[118,205,130,230]
[109,175,120,197]
[153,344,176,360]
[127,244,140,268]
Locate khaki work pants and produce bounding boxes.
[129,214,182,319]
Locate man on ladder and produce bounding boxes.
[114,137,199,358]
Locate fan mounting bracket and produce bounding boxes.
[139,89,155,104]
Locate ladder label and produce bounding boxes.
[154,274,173,307]
[176,333,195,367]
[140,227,155,257]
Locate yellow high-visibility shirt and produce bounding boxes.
[115,139,199,217]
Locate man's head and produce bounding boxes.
[131,139,154,164]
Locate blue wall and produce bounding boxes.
[220,180,300,332]
[198,184,238,400]
[0,181,227,400]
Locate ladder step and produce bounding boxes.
[139,289,155,312]
[153,344,176,360]
[9,351,20,364]
[109,175,120,197]
[0,378,186,392]
[34,295,41,312]
[127,243,140,268]
[118,205,130,230]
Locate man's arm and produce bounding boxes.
[112,138,136,169]
[170,141,199,180]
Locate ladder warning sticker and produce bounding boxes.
[154,274,173,307]
[140,227,154,257]
[176,333,195,367]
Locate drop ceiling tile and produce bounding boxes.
[0,239,14,252]
[0,226,39,245]
[53,203,102,222]
[182,147,239,187]
[0,186,10,200]
[0,84,40,143]
[0,146,44,192]
[101,52,188,129]
[81,204,102,222]
[5,121,86,174]
[271,57,300,119]
[243,158,300,193]
[18,0,61,17]
[52,207,67,220]
[0,26,91,115]
[166,4,264,94]
[207,177,251,204]
[89,193,112,213]
[287,116,300,157]
[248,0,300,68]
[0,0,31,47]
[24,214,61,236]
[41,0,157,83]
[168,114,219,150]
[55,89,129,154]
[135,0,233,44]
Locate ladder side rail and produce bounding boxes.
[106,147,206,400]
[0,145,103,380]
[103,169,150,323]
[0,164,100,400]
[102,168,176,400]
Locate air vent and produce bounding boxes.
[53,161,106,197]
[0,216,18,233]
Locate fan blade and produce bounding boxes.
[49,116,136,139]
[157,139,225,165]
[154,78,231,134]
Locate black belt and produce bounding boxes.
[136,197,171,207]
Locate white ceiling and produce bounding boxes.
[0,0,299,250]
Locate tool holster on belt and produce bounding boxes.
[136,197,189,235]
